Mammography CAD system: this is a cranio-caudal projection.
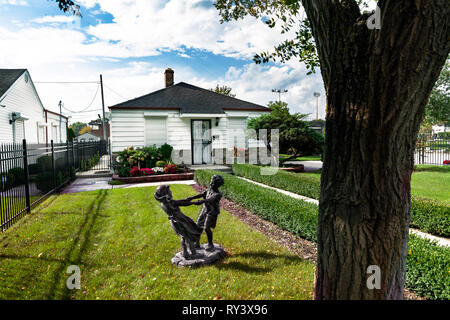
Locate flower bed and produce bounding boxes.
[112,172,194,184]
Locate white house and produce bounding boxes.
[0,69,68,145]
[76,132,101,143]
[109,68,271,165]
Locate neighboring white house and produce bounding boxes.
[109,68,271,165]
[76,132,101,143]
[0,69,68,144]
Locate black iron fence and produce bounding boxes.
[0,139,109,231]
[415,134,450,165]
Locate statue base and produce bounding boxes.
[171,243,227,268]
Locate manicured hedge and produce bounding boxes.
[406,234,450,299]
[232,164,450,237]
[195,169,318,241]
[232,164,320,200]
[411,196,450,237]
[195,169,450,299]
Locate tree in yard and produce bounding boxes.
[215,0,450,299]
[423,58,450,126]
[210,84,236,97]
[78,126,92,135]
[70,121,87,136]
[67,126,75,142]
[247,101,324,164]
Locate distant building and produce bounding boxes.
[88,118,110,140]
[75,132,101,143]
[0,69,67,144]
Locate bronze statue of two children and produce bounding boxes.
[154,175,224,260]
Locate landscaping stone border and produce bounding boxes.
[112,172,194,183]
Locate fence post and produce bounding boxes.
[22,139,31,213]
[66,140,70,180]
[51,140,56,190]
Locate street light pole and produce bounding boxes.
[100,74,107,141]
[313,92,321,120]
[272,89,288,102]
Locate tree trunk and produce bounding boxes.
[299,0,450,299]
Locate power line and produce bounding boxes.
[104,84,129,100]
[35,81,99,84]
[61,84,100,113]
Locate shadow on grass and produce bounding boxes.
[215,251,305,274]
[45,189,108,299]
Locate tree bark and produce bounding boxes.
[300,0,450,299]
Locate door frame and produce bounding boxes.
[190,119,212,165]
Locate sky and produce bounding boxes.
[0,0,337,124]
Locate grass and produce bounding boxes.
[279,154,322,161]
[0,185,315,300]
[411,168,450,204]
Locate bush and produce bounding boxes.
[130,166,141,177]
[158,143,173,161]
[410,196,450,237]
[234,164,449,238]
[406,234,450,299]
[8,167,25,186]
[195,169,450,300]
[155,160,166,167]
[28,163,40,175]
[194,169,318,241]
[232,164,320,200]
[37,155,52,172]
[164,164,177,174]
[36,172,54,193]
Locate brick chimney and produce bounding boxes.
[164,68,174,87]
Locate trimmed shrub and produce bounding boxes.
[36,172,54,193]
[37,155,52,172]
[233,164,449,238]
[158,143,173,161]
[195,169,318,242]
[8,167,25,186]
[232,164,320,199]
[195,169,450,300]
[410,196,450,237]
[406,234,450,299]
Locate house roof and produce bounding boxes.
[0,69,26,99]
[109,82,270,113]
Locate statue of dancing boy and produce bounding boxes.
[184,175,224,251]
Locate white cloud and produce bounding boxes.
[32,15,78,24]
[0,0,326,123]
[0,0,28,6]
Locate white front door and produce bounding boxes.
[191,120,212,165]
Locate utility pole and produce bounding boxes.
[314,92,321,120]
[59,100,62,143]
[100,74,107,141]
[272,89,288,102]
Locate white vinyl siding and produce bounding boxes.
[145,117,167,146]
[0,72,45,143]
[227,117,247,149]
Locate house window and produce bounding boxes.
[145,117,167,146]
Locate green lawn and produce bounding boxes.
[0,185,315,300]
[411,166,450,203]
[293,166,449,203]
[279,154,322,161]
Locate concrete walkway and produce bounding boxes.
[61,177,195,194]
[236,176,450,247]
[284,160,323,172]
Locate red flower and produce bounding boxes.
[444,160,450,165]
[130,166,141,177]
[164,164,177,174]
[140,168,154,176]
